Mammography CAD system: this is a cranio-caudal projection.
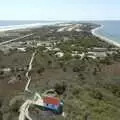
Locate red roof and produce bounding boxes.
[43,96,60,105]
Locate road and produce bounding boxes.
[0,33,33,46]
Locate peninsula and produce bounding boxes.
[0,22,120,120]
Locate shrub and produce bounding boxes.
[72,86,80,96]
[90,89,103,100]
[0,71,4,75]
[62,52,72,61]
[93,68,97,75]
[54,82,67,95]
[0,111,2,120]
[48,60,52,66]
[100,57,112,65]
[9,96,24,113]
[63,67,67,72]
[59,61,64,68]
[37,67,45,74]
[111,86,120,97]
[73,66,80,72]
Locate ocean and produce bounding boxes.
[0,20,120,45]
[0,20,59,31]
[93,21,120,44]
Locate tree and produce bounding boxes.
[93,67,97,75]
[73,66,80,72]
[59,61,64,68]
[63,67,67,72]
[0,111,2,120]
[48,60,52,66]
[100,57,112,65]
[37,67,45,74]
[0,71,4,75]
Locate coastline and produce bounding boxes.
[0,22,59,32]
[91,25,120,48]
[0,23,41,32]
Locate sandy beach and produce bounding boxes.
[91,25,120,48]
[0,23,42,32]
[0,22,59,32]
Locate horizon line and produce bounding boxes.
[0,19,120,21]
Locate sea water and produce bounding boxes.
[93,21,120,43]
[0,20,59,31]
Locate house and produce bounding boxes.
[43,96,63,114]
[33,95,64,114]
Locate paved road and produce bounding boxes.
[0,33,33,46]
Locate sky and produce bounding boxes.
[0,0,120,20]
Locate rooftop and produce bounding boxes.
[43,96,60,105]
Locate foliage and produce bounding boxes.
[54,82,67,95]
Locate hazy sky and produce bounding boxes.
[0,0,120,20]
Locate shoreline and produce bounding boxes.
[0,22,59,32]
[91,25,120,48]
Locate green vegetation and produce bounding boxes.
[29,24,120,120]
[0,23,120,120]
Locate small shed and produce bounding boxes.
[43,96,63,114]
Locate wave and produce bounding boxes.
[91,25,120,47]
[0,22,59,32]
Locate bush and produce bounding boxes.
[63,67,67,72]
[0,111,2,120]
[54,82,67,95]
[37,67,45,74]
[72,86,80,96]
[100,57,112,65]
[9,96,24,113]
[59,61,64,68]
[0,71,4,75]
[48,60,52,66]
[73,66,80,72]
[62,52,72,61]
[111,86,120,97]
[93,68,97,75]
[90,89,103,100]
